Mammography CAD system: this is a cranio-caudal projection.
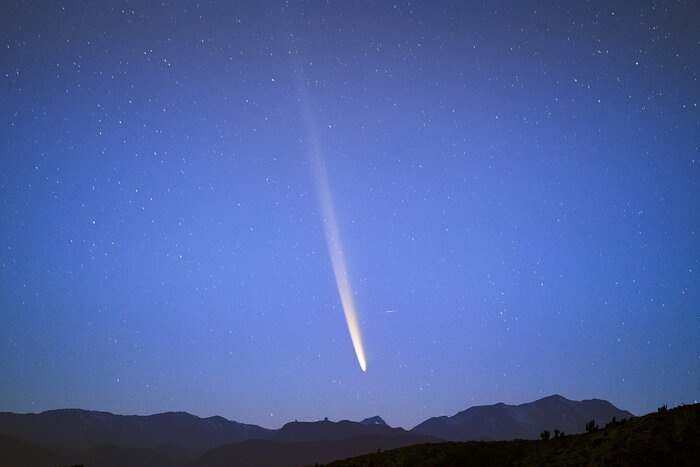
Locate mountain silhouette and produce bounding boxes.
[360,415,387,426]
[271,418,414,443]
[0,409,271,461]
[0,395,636,466]
[411,394,634,441]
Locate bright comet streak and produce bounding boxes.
[311,157,367,372]
[299,88,367,372]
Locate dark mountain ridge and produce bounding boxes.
[411,394,634,441]
[360,415,387,426]
[272,418,412,443]
[0,408,271,461]
[0,395,635,467]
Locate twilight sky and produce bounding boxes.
[1,0,698,429]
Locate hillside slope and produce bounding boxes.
[328,403,700,466]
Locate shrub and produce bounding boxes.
[540,429,551,441]
[585,419,599,433]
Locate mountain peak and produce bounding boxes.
[540,394,568,401]
[360,416,387,426]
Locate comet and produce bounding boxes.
[298,82,367,372]
[311,159,367,372]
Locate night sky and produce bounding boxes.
[1,1,698,430]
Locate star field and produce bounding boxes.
[1,0,698,428]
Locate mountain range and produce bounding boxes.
[0,409,271,462]
[412,394,634,441]
[0,395,634,467]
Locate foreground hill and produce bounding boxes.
[327,403,700,466]
[412,394,633,441]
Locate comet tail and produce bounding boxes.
[311,158,367,372]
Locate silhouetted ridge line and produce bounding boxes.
[411,394,633,441]
[0,395,637,467]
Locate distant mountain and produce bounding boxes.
[411,395,634,441]
[360,416,387,426]
[0,409,271,461]
[271,418,413,443]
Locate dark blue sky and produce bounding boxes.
[1,0,698,429]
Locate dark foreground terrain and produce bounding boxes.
[326,403,700,466]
